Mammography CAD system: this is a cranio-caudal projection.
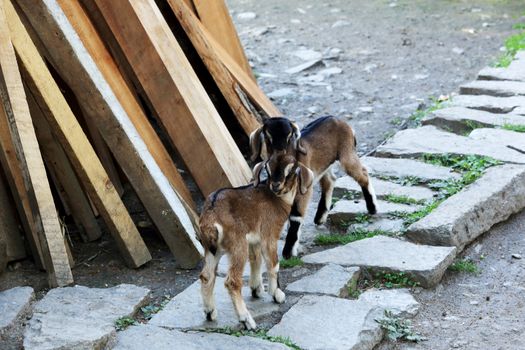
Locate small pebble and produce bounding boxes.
[511,253,522,259]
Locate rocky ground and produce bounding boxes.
[2,0,525,349]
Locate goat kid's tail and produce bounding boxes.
[199,219,220,256]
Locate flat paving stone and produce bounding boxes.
[23,284,149,350]
[375,125,525,163]
[0,286,34,333]
[149,277,279,330]
[114,324,289,350]
[269,295,384,350]
[362,156,460,183]
[478,51,525,82]
[452,95,525,115]
[329,199,420,226]
[302,235,456,288]
[351,218,405,233]
[334,176,436,201]
[286,264,360,297]
[469,128,525,151]
[460,80,525,97]
[423,107,525,134]
[359,288,419,318]
[407,164,525,250]
[217,240,284,278]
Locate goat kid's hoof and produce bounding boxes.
[251,285,264,298]
[273,289,286,304]
[239,314,257,330]
[205,309,217,322]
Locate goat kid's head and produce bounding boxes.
[249,117,305,162]
[253,154,314,197]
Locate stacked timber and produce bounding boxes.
[0,0,279,287]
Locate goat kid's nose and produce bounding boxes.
[271,182,281,192]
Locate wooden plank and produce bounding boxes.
[14,0,203,267]
[202,25,281,118]
[192,0,254,81]
[166,0,260,136]
[57,0,195,210]
[94,0,251,196]
[0,165,25,261]
[0,92,43,267]
[26,88,102,242]
[0,1,73,287]
[6,0,151,269]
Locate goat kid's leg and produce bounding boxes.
[249,243,263,298]
[283,189,312,259]
[225,248,256,330]
[200,250,221,321]
[263,242,285,304]
[340,152,378,214]
[314,168,336,225]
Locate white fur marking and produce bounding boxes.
[246,232,261,245]
[289,215,303,223]
[214,223,224,245]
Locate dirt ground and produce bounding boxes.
[1,0,525,349]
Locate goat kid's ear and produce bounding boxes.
[297,163,314,195]
[291,122,307,155]
[249,126,264,162]
[252,161,266,187]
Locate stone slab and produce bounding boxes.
[452,95,525,115]
[269,295,384,350]
[149,277,279,330]
[460,80,525,97]
[375,125,525,163]
[23,284,149,350]
[423,107,525,134]
[302,235,456,288]
[114,324,289,350]
[334,176,436,201]
[329,199,420,226]
[218,240,284,278]
[478,52,525,82]
[0,286,34,332]
[407,164,525,250]
[362,156,460,182]
[359,288,419,318]
[469,128,525,151]
[351,218,405,233]
[285,264,360,297]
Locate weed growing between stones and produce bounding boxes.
[338,213,372,230]
[493,20,525,67]
[202,327,302,350]
[376,310,426,343]
[448,259,479,274]
[383,194,426,206]
[331,191,359,206]
[376,174,425,186]
[389,200,442,226]
[359,269,420,290]
[115,316,137,331]
[502,123,525,133]
[314,229,387,246]
[463,120,486,134]
[409,96,448,126]
[346,278,361,299]
[279,257,304,268]
[139,295,171,321]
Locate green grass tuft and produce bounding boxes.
[501,123,525,133]
[115,316,137,331]
[409,97,447,125]
[449,259,479,274]
[314,229,385,246]
[279,257,304,269]
[376,310,427,343]
[493,20,525,67]
[389,200,442,226]
[383,194,425,205]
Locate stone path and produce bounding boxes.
[3,43,525,350]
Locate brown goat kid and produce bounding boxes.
[198,154,314,330]
[250,116,378,259]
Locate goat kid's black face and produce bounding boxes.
[249,118,301,162]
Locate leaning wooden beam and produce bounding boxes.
[167,0,260,136]
[26,89,102,242]
[0,166,25,261]
[0,1,72,287]
[57,0,195,210]
[94,0,251,196]
[6,0,152,268]
[192,0,254,81]
[202,25,282,118]
[14,0,203,267]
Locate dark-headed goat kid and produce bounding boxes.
[249,116,378,259]
[198,154,314,330]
